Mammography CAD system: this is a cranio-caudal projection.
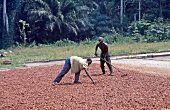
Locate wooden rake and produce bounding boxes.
[101,58,127,77]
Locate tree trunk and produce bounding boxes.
[2,0,10,49]
[3,0,9,33]
[138,0,141,20]
[120,0,123,32]
[159,0,163,17]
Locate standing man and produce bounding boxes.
[94,37,114,76]
[52,56,95,85]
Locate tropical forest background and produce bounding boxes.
[1,0,170,49]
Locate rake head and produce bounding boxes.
[121,73,127,77]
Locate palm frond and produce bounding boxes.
[61,1,75,15]
[75,19,86,27]
[50,0,61,15]
[55,20,62,33]
[75,6,89,12]
[34,0,51,12]
[62,22,77,36]
[70,26,78,36]
[27,10,51,21]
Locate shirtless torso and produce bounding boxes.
[95,42,108,55]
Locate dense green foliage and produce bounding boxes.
[0,0,170,49]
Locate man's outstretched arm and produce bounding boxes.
[84,68,95,84]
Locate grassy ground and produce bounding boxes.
[0,42,170,68]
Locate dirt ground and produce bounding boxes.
[0,57,170,110]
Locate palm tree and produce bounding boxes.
[14,0,81,44]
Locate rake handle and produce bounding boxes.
[101,58,123,74]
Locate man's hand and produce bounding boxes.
[92,80,96,84]
[84,69,95,85]
[94,53,98,56]
[102,54,106,58]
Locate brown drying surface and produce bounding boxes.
[0,63,170,110]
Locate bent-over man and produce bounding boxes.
[52,56,95,85]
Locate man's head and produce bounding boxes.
[86,58,92,66]
[98,37,104,43]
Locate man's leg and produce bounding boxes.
[100,58,105,74]
[105,56,114,75]
[53,58,71,83]
[74,71,80,83]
